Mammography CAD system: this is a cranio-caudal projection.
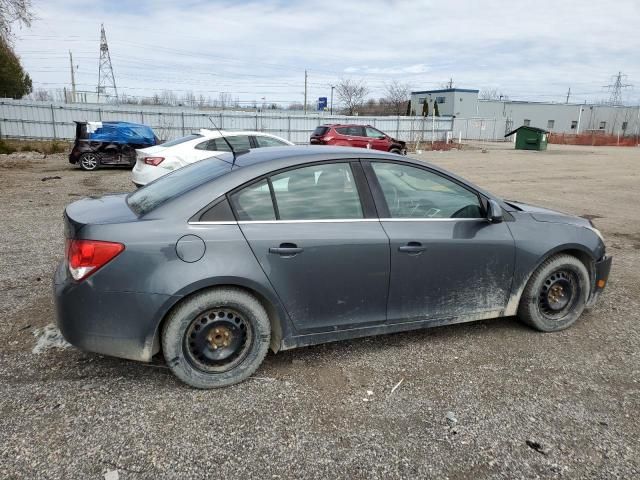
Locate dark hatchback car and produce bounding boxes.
[69,121,158,171]
[54,146,611,388]
[311,124,407,155]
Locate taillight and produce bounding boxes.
[144,157,164,166]
[66,239,124,281]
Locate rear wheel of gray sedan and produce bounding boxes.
[162,288,271,389]
[518,254,590,332]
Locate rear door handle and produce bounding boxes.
[269,243,303,256]
[398,242,426,254]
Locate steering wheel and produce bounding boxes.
[451,205,479,219]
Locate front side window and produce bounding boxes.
[255,136,289,147]
[365,127,385,138]
[270,163,363,220]
[371,162,483,219]
[229,179,275,221]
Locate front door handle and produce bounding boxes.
[398,242,426,254]
[269,243,303,256]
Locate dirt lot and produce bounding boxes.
[0,143,638,479]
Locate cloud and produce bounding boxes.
[13,0,640,104]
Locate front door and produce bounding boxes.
[365,161,515,323]
[230,161,389,332]
[365,126,390,152]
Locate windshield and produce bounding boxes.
[158,134,202,147]
[127,158,232,216]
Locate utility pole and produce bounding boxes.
[97,24,118,102]
[330,85,335,115]
[576,104,584,134]
[69,50,76,103]
[565,87,571,104]
[303,70,308,115]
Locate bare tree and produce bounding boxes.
[0,0,33,41]
[217,92,233,109]
[335,78,368,115]
[158,89,177,105]
[479,89,509,101]
[182,90,196,107]
[30,88,50,101]
[384,80,411,116]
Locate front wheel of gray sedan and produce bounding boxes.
[162,288,271,389]
[518,254,590,332]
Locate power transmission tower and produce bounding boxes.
[603,72,632,106]
[565,87,571,103]
[97,24,117,101]
[447,78,454,89]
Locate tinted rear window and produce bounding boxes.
[158,134,202,147]
[312,126,329,136]
[127,158,231,216]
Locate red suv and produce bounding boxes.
[310,124,407,155]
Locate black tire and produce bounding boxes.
[162,288,270,389]
[518,254,590,332]
[390,148,401,155]
[79,152,99,171]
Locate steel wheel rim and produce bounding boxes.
[183,308,253,373]
[81,154,98,169]
[538,269,578,320]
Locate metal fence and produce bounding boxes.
[0,99,502,144]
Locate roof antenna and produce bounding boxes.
[208,116,238,167]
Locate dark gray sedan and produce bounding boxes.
[54,146,612,388]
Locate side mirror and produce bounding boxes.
[486,199,504,223]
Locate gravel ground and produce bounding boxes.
[0,144,638,479]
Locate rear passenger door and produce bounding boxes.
[230,161,389,333]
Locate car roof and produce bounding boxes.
[321,124,372,128]
[210,145,399,168]
[196,129,289,139]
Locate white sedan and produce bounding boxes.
[131,129,294,186]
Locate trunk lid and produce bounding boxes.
[64,193,137,238]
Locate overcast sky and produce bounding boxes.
[13,0,640,106]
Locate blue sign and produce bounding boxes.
[317,97,327,111]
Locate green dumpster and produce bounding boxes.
[504,126,549,151]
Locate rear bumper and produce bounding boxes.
[53,262,178,362]
[131,161,168,187]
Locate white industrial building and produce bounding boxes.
[411,88,640,137]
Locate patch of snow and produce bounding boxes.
[32,324,71,354]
